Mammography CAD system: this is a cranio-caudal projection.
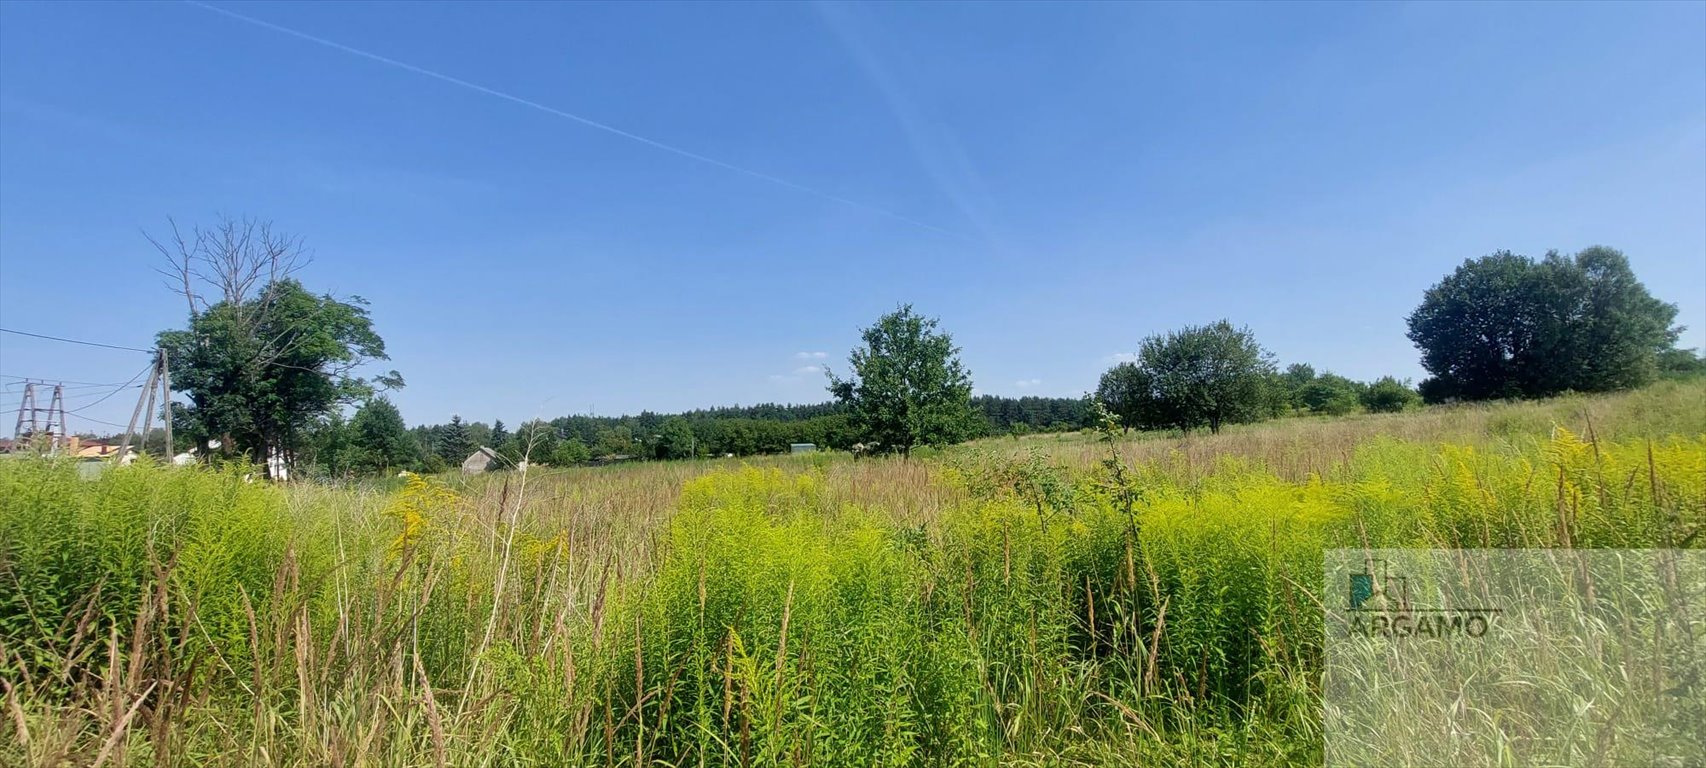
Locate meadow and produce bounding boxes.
[1,380,1702,767]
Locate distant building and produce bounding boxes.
[70,438,120,459]
[0,435,118,458]
[462,446,501,475]
[790,443,817,454]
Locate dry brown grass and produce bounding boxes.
[986,378,1706,480]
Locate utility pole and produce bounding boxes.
[160,347,171,461]
[115,349,171,463]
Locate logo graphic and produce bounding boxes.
[1342,559,1500,639]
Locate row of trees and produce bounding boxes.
[1092,323,1424,435]
[402,397,1090,469]
[1089,247,1697,434]
[398,306,1080,467]
[1277,366,1421,416]
[148,216,1698,476]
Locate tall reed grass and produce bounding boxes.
[1,381,1700,766]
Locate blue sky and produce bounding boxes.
[2,1,1702,430]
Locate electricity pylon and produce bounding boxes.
[9,381,68,453]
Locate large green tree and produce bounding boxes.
[1095,363,1161,431]
[1278,363,1317,411]
[1407,247,1680,402]
[504,419,556,464]
[305,413,360,477]
[656,417,698,459]
[1657,347,1706,379]
[595,425,636,458]
[156,280,395,472]
[350,397,418,473]
[1360,376,1422,413]
[828,305,978,455]
[1298,372,1364,416]
[1098,321,1277,434]
[465,421,494,452]
[154,217,399,475]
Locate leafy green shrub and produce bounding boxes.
[1360,376,1421,413]
[1300,373,1365,415]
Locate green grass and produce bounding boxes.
[1,380,1701,766]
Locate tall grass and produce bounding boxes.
[1,380,1701,766]
[1003,378,1706,480]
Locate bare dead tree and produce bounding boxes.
[147,215,310,326]
[147,215,328,370]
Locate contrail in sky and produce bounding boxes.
[183,0,969,241]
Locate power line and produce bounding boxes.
[4,379,131,392]
[182,0,970,242]
[0,328,152,353]
[66,364,155,416]
[62,385,143,403]
[66,385,149,412]
[2,374,135,387]
[65,412,131,430]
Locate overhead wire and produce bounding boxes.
[0,327,153,353]
[1,339,161,437]
[65,363,157,417]
[2,374,135,388]
[65,412,132,430]
[62,385,144,404]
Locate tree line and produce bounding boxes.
[142,217,1702,477]
[1093,246,1697,435]
[1093,323,1428,435]
[385,393,1090,474]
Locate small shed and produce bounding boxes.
[462,446,501,475]
[790,443,817,454]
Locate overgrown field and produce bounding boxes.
[2,381,1703,766]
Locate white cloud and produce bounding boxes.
[1103,352,1139,364]
[1015,378,1042,390]
[770,354,829,390]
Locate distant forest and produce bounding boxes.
[411,395,1086,466]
